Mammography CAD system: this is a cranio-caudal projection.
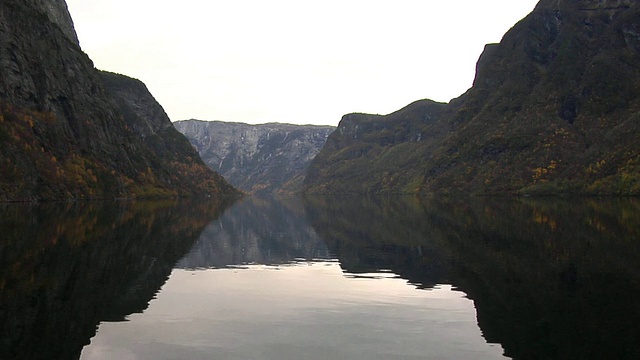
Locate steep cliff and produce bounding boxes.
[175,120,334,194]
[304,0,640,195]
[0,0,238,201]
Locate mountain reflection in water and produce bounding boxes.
[175,196,332,269]
[0,199,233,360]
[1,195,639,359]
[303,195,640,359]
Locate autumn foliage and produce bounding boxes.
[0,102,239,201]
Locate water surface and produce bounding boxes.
[1,196,639,359]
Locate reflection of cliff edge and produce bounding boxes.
[303,195,452,288]
[303,195,640,359]
[0,199,231,360]
[0,0,238,201]
[431,198,640,360]
[176,196,331,269]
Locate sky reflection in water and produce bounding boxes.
[81,195,507,359]
[82,263,504,360]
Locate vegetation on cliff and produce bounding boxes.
[0,98,237,200]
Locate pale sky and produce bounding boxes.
[65,0,539,125]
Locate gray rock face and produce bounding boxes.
[33,0,79,45]
[99,71,173,137]
[174,120,335,194]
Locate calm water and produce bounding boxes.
[1,196,639,359]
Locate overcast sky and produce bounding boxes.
[65,0,539,126]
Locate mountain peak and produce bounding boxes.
[304,0,640,195]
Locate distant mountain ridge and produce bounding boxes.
[304,0,640,195]
[0,0,238,201]
[174,120,334,194]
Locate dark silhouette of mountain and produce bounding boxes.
[304,0,640,195]
[0,0,238,201]
[175,120,334,194]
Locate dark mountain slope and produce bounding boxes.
[304,0,640,195]
[175,120,334,194]
[0,0,238,201]
[304,99,447,194]
[99,72,237,197]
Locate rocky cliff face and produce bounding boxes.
[175,120,334,194]
[304,0,640,195]
[32,0,79,45]
[0,0,238,200]
[99,71,174,137]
